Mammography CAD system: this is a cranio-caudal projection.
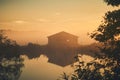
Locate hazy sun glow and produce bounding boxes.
[0,0,117,45]
[0,1,117,80]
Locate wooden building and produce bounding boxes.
[48,31,78,48]
[46,31,79,67]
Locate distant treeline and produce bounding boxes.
[18,42,102,59]
[0,39,103,60]
[19,43,47,59]
[0,30,104,66]
[0,29,103,60]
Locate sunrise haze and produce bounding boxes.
[0,0,117,45]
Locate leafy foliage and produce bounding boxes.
[61,55,119,80]
[90,9,120,61]
[104,0,120,6]
[0,30,20,59]
[0,30,24,80]
[71,55,103,80]
[90,1,120,61]
[0,57,24,80]
[89,0,120,80]
[91,9,120,42]
[61,0,120,80]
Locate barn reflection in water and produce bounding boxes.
[46,31,78,66]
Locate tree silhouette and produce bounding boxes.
[90,0,120,62]
[0,30,24,80]
[104,0,120,6]
[0,57,24,80]
[0,30,20,58]
[61,0,120,80]
[90,0,120,80]
[60,54,116,80]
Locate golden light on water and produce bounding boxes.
[20,54,94,80]
[0,0,119,80]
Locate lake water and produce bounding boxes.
[18,55,93,80]
[19,55,74,80]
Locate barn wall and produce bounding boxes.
[48,33,78,48]
[47,32,79,66]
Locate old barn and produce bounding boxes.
[48,31,78,48]
[46,31,79,67]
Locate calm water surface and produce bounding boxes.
[19,55,74,80]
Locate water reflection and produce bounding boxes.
[19,54,93,80]
[0,31,24,80]
[19,55,73,80]
[0,31,98,80]
[20,42,100,67]
[0,56,24,80]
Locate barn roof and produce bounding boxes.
[48,31,78,38]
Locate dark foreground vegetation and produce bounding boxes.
[0,30,24,80]
[0,0,120,80]
[61,0,120,80]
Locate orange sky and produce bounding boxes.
[0,0,117,45]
